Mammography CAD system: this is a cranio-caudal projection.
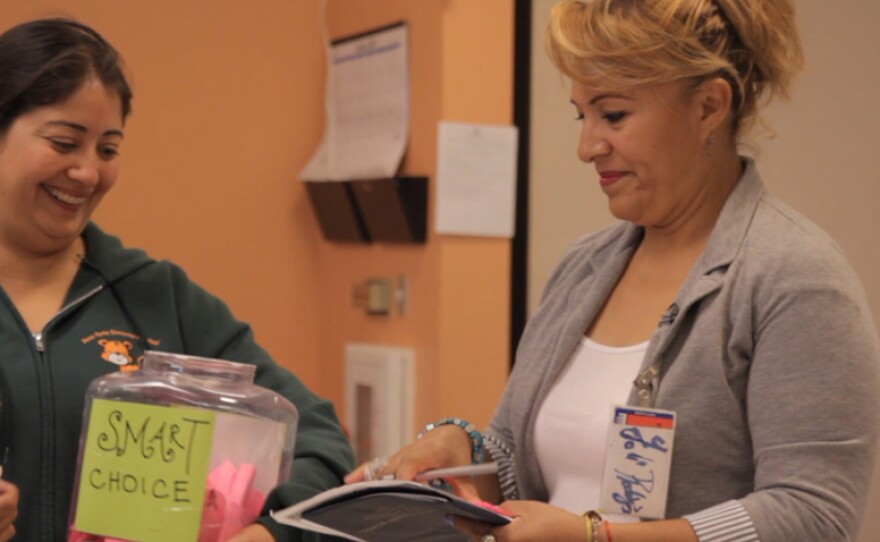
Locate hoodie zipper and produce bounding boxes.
[0,364,11,477]
[32,284,104,541]
[33,285,104,353]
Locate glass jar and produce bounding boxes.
[68,351,299,542]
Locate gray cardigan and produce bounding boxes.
[488,160,880,541]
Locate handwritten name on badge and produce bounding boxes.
[600,406,676,519]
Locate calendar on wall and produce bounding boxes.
[301,22,409,182]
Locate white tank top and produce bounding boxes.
[534,337,648,514]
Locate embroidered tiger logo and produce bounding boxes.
[98,339,138,372]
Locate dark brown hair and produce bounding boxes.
[0,18,133,133]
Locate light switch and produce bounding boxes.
[352,276,407,317]
[366,278,392,315]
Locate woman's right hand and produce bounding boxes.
[0,479,18,542]
[344,424,480,499]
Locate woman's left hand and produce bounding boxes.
[453,500,584,542]
[226,523,274,542]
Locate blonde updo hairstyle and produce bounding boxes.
[546,0,804,138]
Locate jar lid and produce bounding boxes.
[142,351,256,383]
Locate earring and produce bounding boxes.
[706,132,716,157]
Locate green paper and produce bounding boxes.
[74,399,215,541]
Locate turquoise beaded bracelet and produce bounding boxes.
[419,417,486,464]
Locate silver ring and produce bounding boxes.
[363,456,389,481]
[480,534,497,542]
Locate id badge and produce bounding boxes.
[599,405,676,519]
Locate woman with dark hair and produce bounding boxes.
[0,18,353,542]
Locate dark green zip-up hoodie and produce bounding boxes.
[0,222,354,541]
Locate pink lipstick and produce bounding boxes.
[598,170,627,187]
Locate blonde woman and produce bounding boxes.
[348,1,880,541]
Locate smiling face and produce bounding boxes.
[0,78,123,255]
[571,79,718,230]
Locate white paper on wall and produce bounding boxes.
[435,121,519,238]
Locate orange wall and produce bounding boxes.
[0,0,328,387]
[0,1,513,432]
[315,0,513,429]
